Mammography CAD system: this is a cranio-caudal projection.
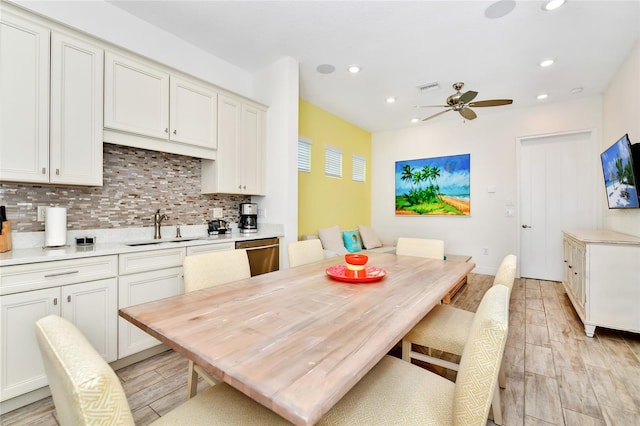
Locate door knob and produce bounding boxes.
[522,224,532,228]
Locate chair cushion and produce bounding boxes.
[318,225,348,255]
[493,254,517,292]
[358,225,383,249]
[404,304,475,356]
[342,229,363,253]
[317,355,454,425]
[288,239,325,267]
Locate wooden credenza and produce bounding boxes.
[562,229,640,337]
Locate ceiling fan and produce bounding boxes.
[417,82,513,122]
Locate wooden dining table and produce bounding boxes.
[119,252,475,425]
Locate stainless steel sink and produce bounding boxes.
[125,238,201,247]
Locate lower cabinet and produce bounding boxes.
[0,278,117,401]
[562,230,640,337]
[118,248,185,358]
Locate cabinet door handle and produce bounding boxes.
[53,298,58,306]
[568,265,572,269]
[173,129,177,135]
[56,169,60,175]
[164,128,169,133]
[44,270,79,278]
[42,167,47,175]
[67,295,71,302]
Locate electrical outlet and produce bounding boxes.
[483,247,489,255]
[37,206,46,221]
[258,208,266,218]
[212,207,223,218]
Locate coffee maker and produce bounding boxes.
[239,203,258,233]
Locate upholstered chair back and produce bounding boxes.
[183,249,251,293]
[452,284,509,425]
[288,239,325,267]
[395,237,445,260]
[35,315,135,425]
[492,254,517,293]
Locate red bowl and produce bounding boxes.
[345,254,368,266]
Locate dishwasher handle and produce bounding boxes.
[241,243,280,251]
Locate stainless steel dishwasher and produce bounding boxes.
[235,238,280,276]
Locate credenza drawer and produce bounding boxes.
[0,255,118,295]
[119,248,185,275]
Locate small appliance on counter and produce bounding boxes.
[208,219,228,235]
[239,203,258,233]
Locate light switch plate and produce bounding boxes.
[37,206,46,221]
[212,207,223,218]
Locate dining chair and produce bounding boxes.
[287,239,324,267]
[36,285,508,425]
[400,253,517,425]
[395,237,445,259]
[183,249,251,398]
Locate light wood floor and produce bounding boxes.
[3,273,640,425]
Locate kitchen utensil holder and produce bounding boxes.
[0,221,12,253]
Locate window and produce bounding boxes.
[352,154,366,182]
[298,138,311,172]
[325,146,342,178]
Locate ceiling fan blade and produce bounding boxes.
[459,107,477,120]
[458,90,478,104]
[414,104,449,108]
[468,99,513,107]
[422,108,453,121]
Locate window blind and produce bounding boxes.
[298,138,311,172]
[352,154,366,182]
[325,146,342,178]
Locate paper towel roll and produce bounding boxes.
[45,207,67,247]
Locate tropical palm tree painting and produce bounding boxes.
[395,154,470,215]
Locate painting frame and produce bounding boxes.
[395,153,471,216]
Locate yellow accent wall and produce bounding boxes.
[298,99,372,237]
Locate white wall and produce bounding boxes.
[11,0,253,97]
[602,41,640,237]
[253,57,300,268]
[372,97,603,274]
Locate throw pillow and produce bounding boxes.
[342,230,363,253]
[358,225,383,249]
[318,225,348,255]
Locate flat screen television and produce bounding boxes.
[600,133,640,209]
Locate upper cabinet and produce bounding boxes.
[201,93,266,195]
[104,52,217,159]
[0,10,103,186]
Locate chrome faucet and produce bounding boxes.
[153,209,169,239]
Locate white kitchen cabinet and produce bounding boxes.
[186,242,235,256]
[104,51,217,159]
[0,278,117,402]
[0,9,103,186]
[201,94,266,195]
[118,248,185,358]
[0,13,50,183]
[562,230,640,337]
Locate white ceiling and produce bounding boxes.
[107,0,639,133]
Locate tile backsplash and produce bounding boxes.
[0,144,250,233]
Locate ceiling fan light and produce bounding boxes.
[539,58,555,67]
[543,0,567,11]
[347,65,361,74]
[537,93,549,100]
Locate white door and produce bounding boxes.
[519,131,596,280]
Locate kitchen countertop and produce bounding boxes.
[0,229,283,267]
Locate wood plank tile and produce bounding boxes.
[526,323,550,347]
[601,404,640,425]
[524,372,564,424]
[585,364,637,412]
[563,409,605,426]
[526,308,547,327]
[525,344,556,377]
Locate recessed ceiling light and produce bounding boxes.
[348,65,361,74]
[539,58,555,67]
[570,87,583,94]
[537,93,549,100]
[386,97,396,104]
[316,64,335,74]
[542,0,567,11]
[411,118,420,123]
